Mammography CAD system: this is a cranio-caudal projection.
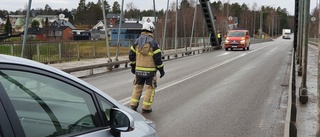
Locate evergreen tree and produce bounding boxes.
[44,4,54,15]
[4,15,12,35]
[112,1,121,13]
[75,0,87,24]
[31,20,40,28]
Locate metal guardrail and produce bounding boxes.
[283,40,318,137]
[61,46,219,75]
[59,38,273,75]
[284,48,297,137]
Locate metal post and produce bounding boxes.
[116,0,124,63]
[182,0,187,51]
[153,0,158,40]
[190,0,198,51]
[298,0,304,73]
[299,0,310,103]
[162,0,170,52]
[272,15,274,38]
[21,0,32,58]
[318,0,320,124]
[101,0,111,62]
[174,0,178,56]
[253,11,256,38]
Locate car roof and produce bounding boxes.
[0,54,148,122]
[0,54,122,106]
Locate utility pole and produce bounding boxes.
[259,6,263,39]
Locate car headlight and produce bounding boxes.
[240,40,245,44]
[146,119,156,130]
[225,40,229,44]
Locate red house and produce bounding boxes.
[47,26,73,41]
[26,27,47,41]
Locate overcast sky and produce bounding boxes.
[1,0,318,16]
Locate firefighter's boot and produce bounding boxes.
[142,85,155,113]
[130,84,143,111]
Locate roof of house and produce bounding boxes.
[111,23,142,29]
[27,27,45,35]
[48,26,70,31]
[51,20,76,29]
[107,13,121,19]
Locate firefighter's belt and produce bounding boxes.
[135,70,155,78]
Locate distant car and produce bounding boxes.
[224,29,251,51]
[0,54,157,137]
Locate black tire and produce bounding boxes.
[247,47,249,50]
[225,48,228,51]
[243,48,246,51]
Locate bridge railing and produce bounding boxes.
[0,37,209,64]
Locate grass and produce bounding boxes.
[0,40,131,63]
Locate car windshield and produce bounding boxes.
[227,31,245,37]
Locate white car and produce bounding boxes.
[283,33,291,39]
[0,54,157,137]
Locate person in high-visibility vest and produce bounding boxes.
[217,31,222,47]
[129,21,165,113]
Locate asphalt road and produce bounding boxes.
[82,37,293,137]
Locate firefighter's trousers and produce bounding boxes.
[130,75,157,110]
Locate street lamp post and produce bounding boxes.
[272,14,274,38]
[259,7,263,39]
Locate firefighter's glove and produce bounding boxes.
[130,64,135,74]
[158,67,165,78]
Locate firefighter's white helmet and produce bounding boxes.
[142,22,155,32]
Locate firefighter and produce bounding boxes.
[129,21,165,113]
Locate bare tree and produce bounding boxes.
[126,2,137,10]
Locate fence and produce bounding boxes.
[0,37,209,64]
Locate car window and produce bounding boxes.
[228,31,245,37]
[0,70,100,137]
[97,95,115,123]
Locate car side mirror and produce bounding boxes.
[110,108,134,132]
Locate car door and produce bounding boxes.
[0,64,115,137]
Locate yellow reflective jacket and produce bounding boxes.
[129,32,164,72]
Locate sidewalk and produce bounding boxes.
[295,44,318,137]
